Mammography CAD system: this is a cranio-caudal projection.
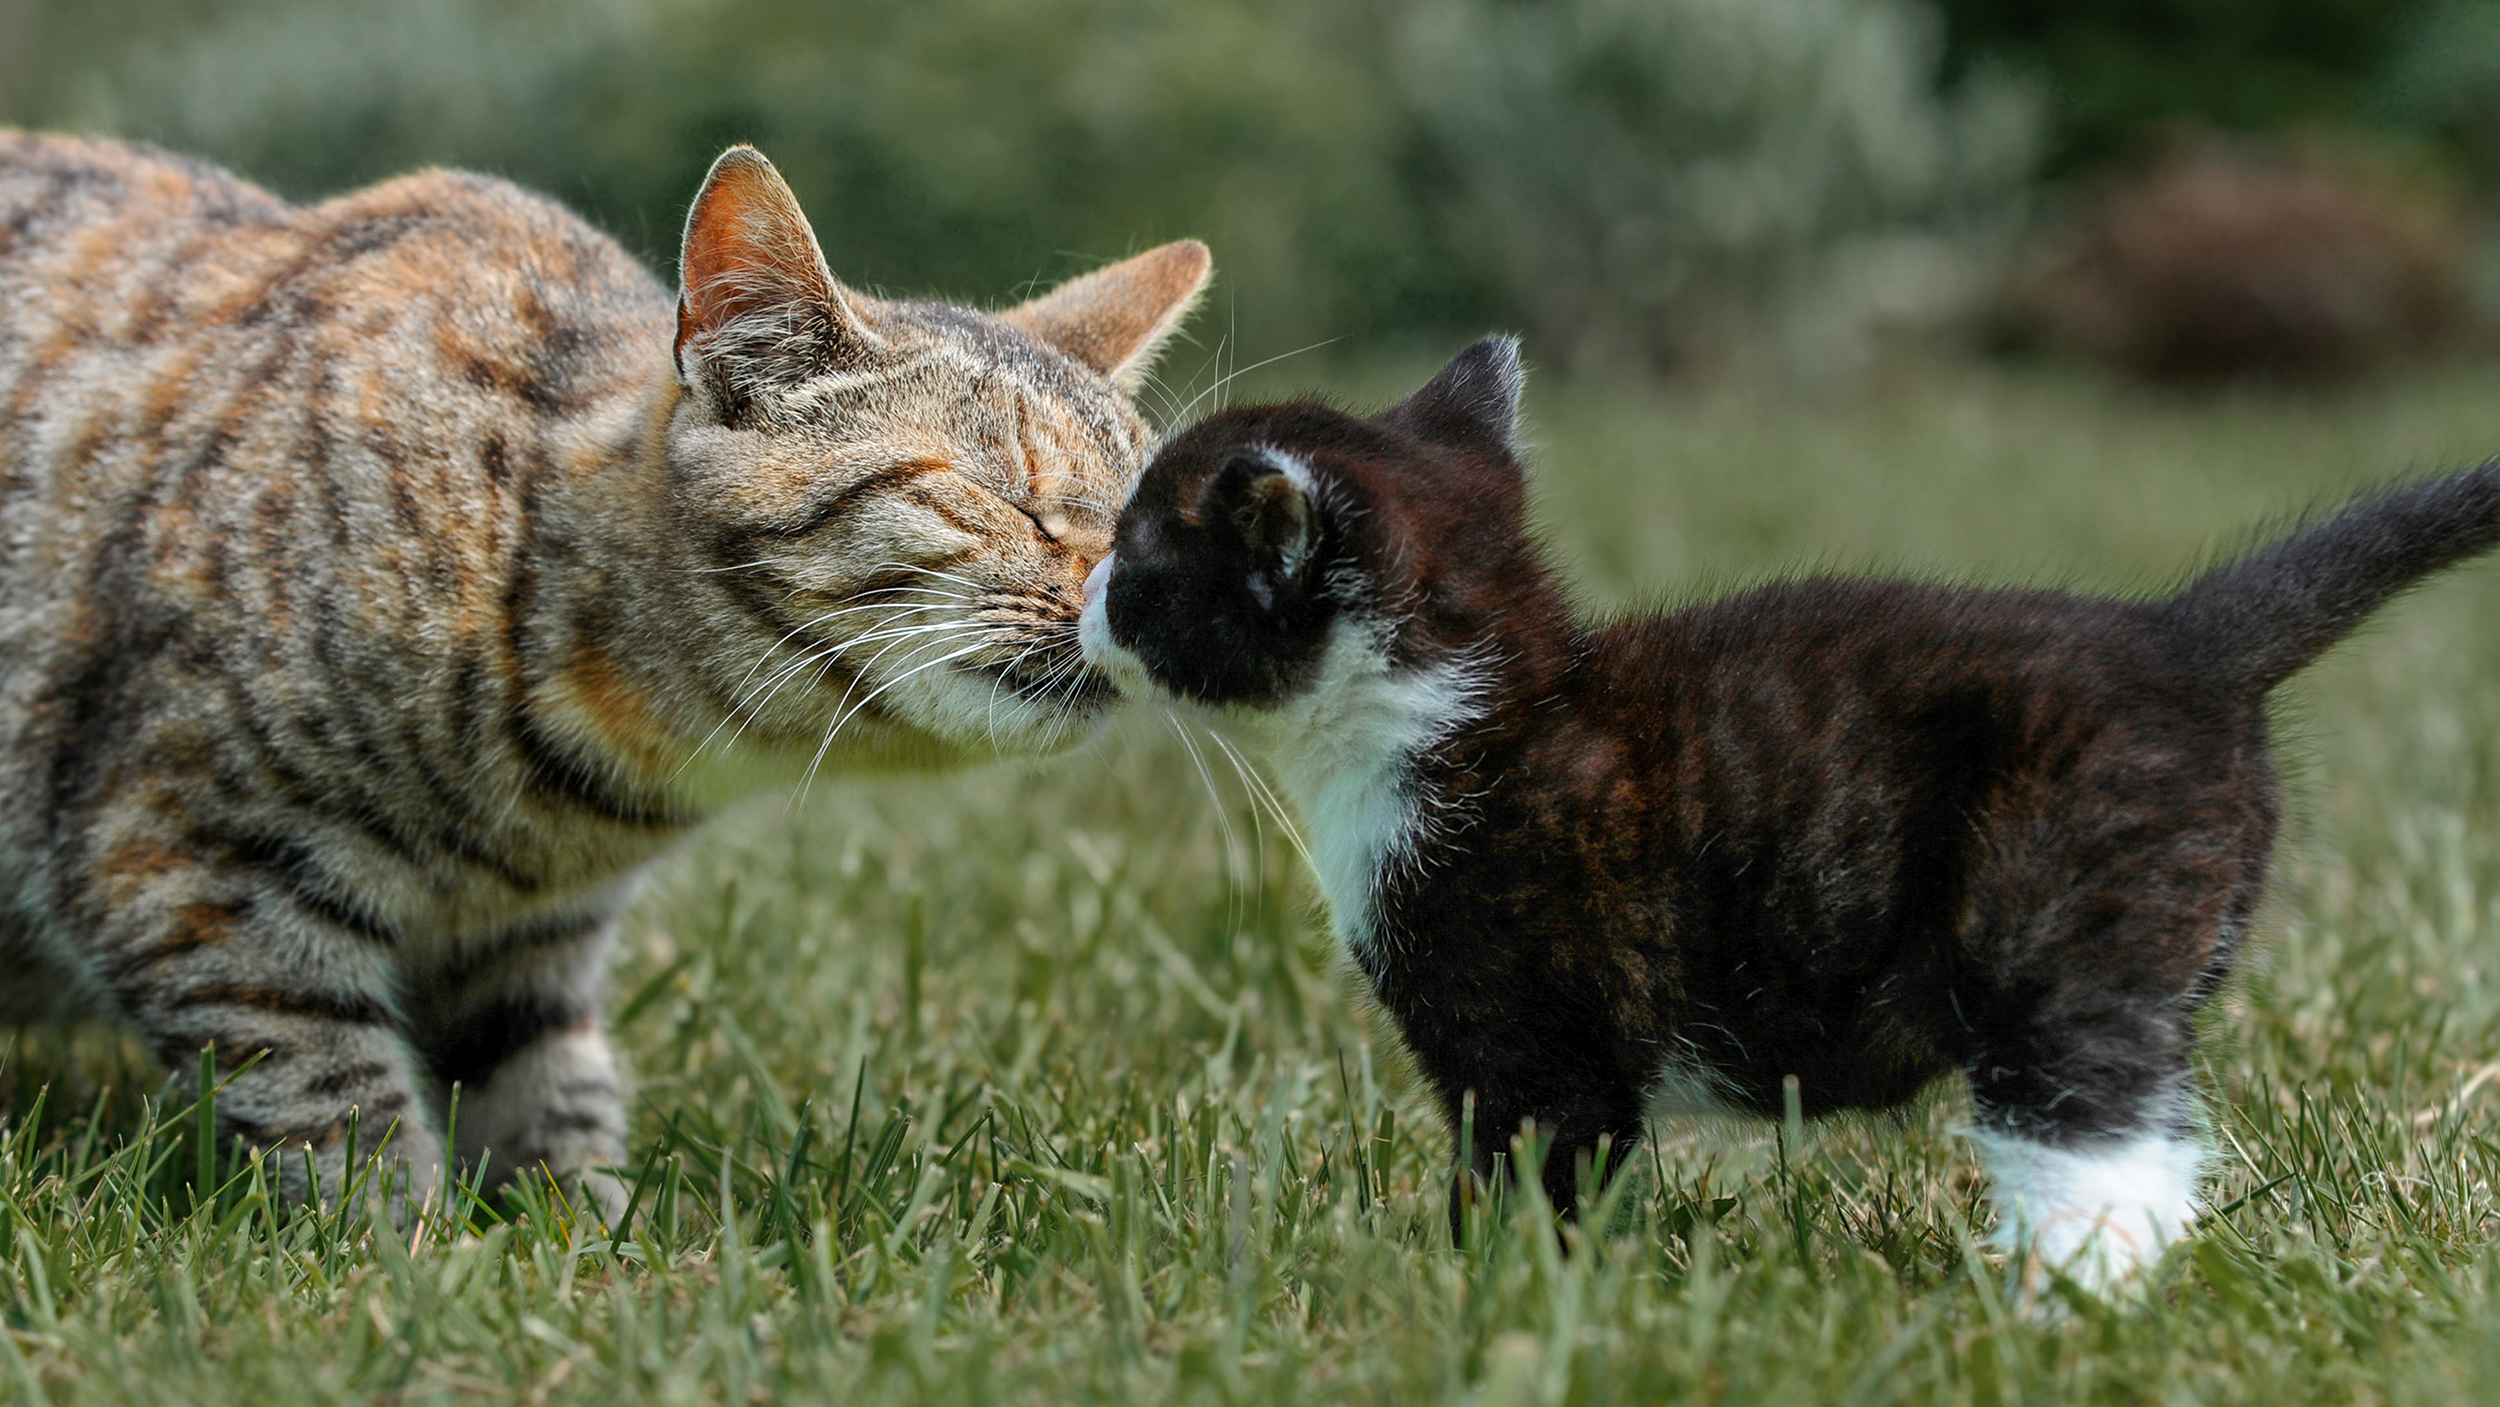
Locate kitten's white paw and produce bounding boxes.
[1973,1124,2204,1297]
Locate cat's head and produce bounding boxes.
[1079,339,1536,725]
[664,146,1208,765]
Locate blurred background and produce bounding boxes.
[6,0,2499,389]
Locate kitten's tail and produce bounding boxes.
[2167,458,2500,695]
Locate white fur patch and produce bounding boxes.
[1972,1124,2205,1291]
[1640,1059,1740,1124]
[1248,626,1481,962]
[1081,589,1480,962]
[1647,1058,1747,1122]
[1075,581,1130,689]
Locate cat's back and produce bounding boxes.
[0,134,674,906]
[0,130,669,619]
[1600,574,2177,706]
[0,132,667,452]
[1580,574,2230,797]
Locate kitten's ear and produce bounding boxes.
[1002,240,1212,391]
[675,146,878,414]
[1390,336,1526,453]
[1216,453,1314,580]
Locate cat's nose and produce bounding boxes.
[1082,553,1114,609]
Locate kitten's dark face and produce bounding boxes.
[1082,418,1344,707]
[1079,339,1532,711]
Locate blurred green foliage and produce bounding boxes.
[2379,1,2500,189]
[14,0,2488,373]
[0,0,2038,371]
[1929,0,2500,179]
[1399,0,2038,373]
[1938,0,2411,167]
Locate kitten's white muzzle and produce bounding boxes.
[1082,553,1114,611]
[1076,553,1152,695]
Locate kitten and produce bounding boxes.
[0,133,1208,1210]
[1079,338,2500,1289]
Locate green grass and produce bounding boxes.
[10,359,2500,1403]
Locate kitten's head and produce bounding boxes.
[1079,339,1534,720]
[664,146,1209,765]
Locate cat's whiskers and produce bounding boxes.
[714,587,968,712]
[796,630,1020,802]
[1136,334,1228,430]
[735,617,981,721]
[1029,491,1122,525]
[1169,338,1338,426]
[1162,710,1254,931]
[782,616,1000,725]
[698,591,991,768]
[724,583,972,679]
[1204,728,1313,870]
[873,561,994,595]
[999,624,1101,750]
[685,595,971,770]
[979,623,1079,745]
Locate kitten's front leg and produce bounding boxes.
[94,856,445,1209]
[421,914,629,1221]
[1442,1072,1647,1243]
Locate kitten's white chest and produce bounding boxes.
[1260,630,1480,963]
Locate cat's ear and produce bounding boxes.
[675,145,878,414]
[1002,241,1212,391]
[1390,337,1526,453]
[1215,452,1314,583]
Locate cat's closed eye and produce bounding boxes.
[1019,506,1070,543]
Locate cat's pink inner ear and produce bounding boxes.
[675,146,861,367]
[1003,240,1212,391]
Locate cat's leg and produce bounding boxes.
[1959,1003,2208,1293]
[1439,1059,1648,1241]
[1946,824,2263,1295]
[91,843,446,1210]
[419,912,630,1221]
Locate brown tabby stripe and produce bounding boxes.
[169,985,393,1026]
[217,832,403,946]
[101,901,246,985]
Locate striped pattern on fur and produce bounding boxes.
[0,133,1208,1209]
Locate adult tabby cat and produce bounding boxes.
[1080,339,2500,1290]
[0,132,1209,1210]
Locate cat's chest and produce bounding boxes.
[1260,644,1484,962]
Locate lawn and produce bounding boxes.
[7,356,2500,1404]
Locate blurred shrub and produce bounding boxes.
[5,0,2040,377]
[1395,0,2041,377]
[1937,0,2422,171]
[18,0,1457,362]
[2008,137,2473,381]
[2378,0,2500,189]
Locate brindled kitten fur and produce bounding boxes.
[0,133,1210,1210]
[1080,338,2500,1290]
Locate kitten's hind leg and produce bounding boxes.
[420,912,629,1222]
[1949,810,2259,1294]
[1962,1019,2207,1293]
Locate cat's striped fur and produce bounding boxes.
[0,133,1209,1209]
